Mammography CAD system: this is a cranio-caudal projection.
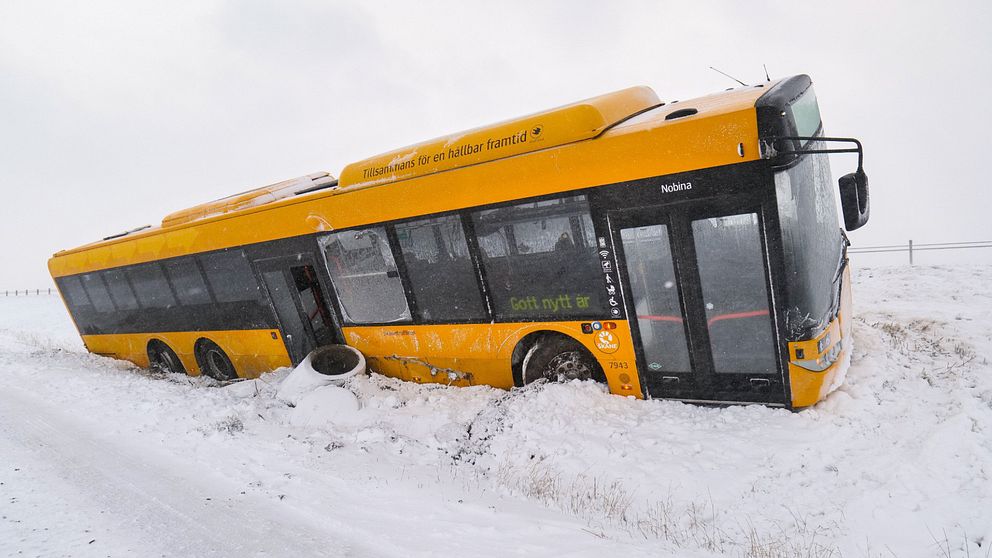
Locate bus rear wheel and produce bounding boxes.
[147,340,186,374]
[522,335,603,385]
[195,339,238,381]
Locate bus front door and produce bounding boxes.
[255,255,339,365]
[612,206,787,405]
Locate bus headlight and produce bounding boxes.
[792,339,841,372]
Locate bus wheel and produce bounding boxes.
[147,340,186,374]
[522,335,603,385]
[195,339,238,381]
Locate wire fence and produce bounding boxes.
[4,288,55,297]
[848,240,992,264]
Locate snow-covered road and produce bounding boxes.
[0,383,369,557]
[2,265,991,557]
[0,294,656,557]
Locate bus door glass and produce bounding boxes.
[617,223,694,397]
[614,207,785,404]
[255,255,337,364]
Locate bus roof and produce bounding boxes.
[50,79,779,271]
[337,86,661,191]
[159,172,336,228]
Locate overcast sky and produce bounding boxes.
[2,0,991,288]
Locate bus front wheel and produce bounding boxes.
[195,339,238,381]
[521,335,603,385]
[147,340,186,374]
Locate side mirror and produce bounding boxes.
[839,169,870,231]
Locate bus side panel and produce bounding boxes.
[80,329,291,379]
[341,327,423,383]
[342,321,643,398]
[403,325,495,388]
[492,321,644,399]
[342,325,493,386]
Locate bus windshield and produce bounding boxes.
[775,147,844,339]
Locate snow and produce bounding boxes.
[290,386,362,427]
[1,265,991,557]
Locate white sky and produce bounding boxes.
[2,1,991,288]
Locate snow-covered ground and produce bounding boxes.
[1,265,990,557]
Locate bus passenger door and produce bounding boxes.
[612,206,786,405]
[255,255,339,365]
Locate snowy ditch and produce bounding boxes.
[1,265,991,557]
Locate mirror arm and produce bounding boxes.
[773,136,864,171]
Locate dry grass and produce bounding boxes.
[487,459,842,556]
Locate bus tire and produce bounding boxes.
[194,339,238,381]
[147,340,186,374]
[521,334,604,385]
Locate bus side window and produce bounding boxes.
[319,226,411,324]
[164,257,212,306]
[126,263,177,309]
[471,195,604,319]
[394,215,486,322]
[81,272,116,313]
[199,250,262,303]
[102,268,139,310]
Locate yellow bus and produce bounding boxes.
[49,74,869,408]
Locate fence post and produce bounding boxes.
[908,239,914,265]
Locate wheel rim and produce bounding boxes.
[150,346,179,373]
[207,349,233,379]
[544,350,593,382]
[161,350,179,373]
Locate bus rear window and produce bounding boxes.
[59,276,91,308]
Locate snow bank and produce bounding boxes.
[290,385,361,427]
[1,265,990,557]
